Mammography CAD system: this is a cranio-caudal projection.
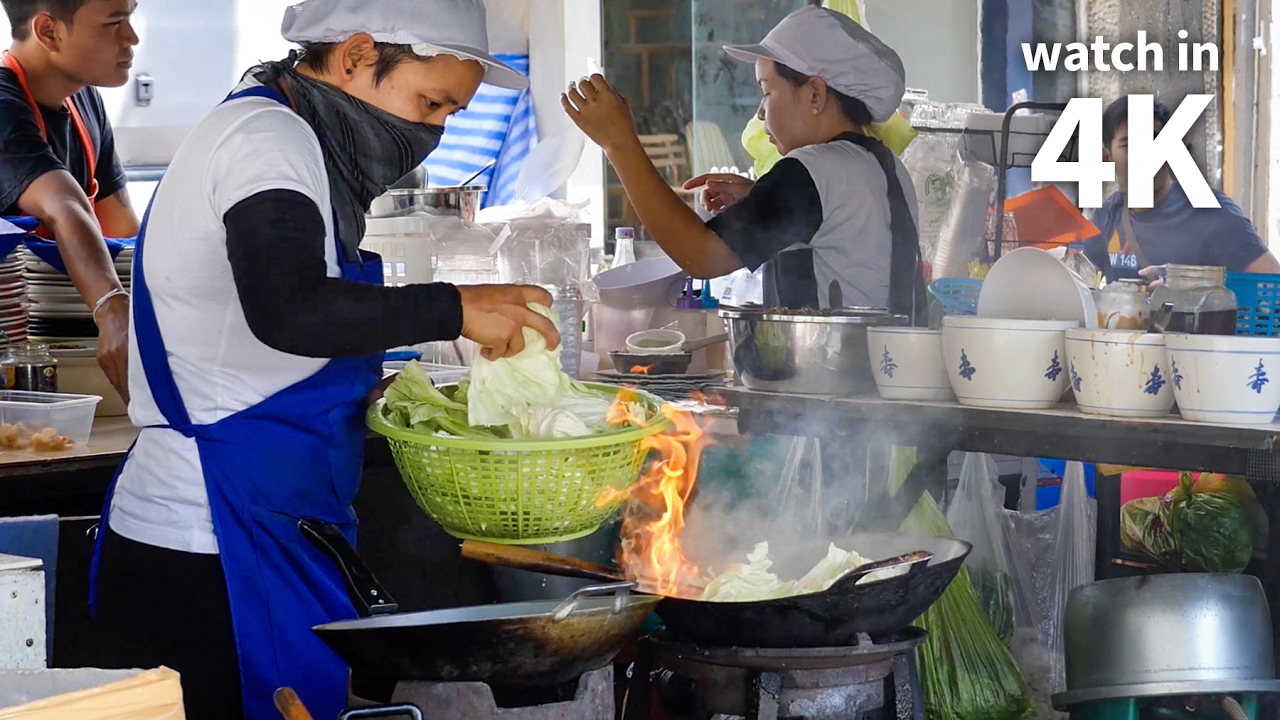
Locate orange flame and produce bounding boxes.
[598,390,709,597]
[630,364,654,375]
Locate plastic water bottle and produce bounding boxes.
[611,227,636,269]
[548,286,585,378]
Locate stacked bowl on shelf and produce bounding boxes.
[866,249,1280,426]
[0,251,27,353]
[20,245,132,344]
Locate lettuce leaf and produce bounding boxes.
[382,305,654,440]
[467,303,570,428]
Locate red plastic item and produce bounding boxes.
[1119,469,1186,505]
[1004,186,1099,248]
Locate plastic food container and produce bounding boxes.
[0,391,101,450]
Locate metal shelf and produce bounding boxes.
[914,101,1072,259]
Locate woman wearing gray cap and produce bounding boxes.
[566,6,925,318]
[87,1,556,718]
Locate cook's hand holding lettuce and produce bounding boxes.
[384,304,655,440]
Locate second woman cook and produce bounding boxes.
[563,6,926,318]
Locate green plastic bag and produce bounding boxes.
[1167,472,1255,574]
[1120,472,1255,574]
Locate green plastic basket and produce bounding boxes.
[367,384,672,545]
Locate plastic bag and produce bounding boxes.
[903,492,1035,720]
[1121,472,1255,573]
[932,153,997,280]
[1002,461,1096,719]
[946,453,1016,645]
[1046,462,1095,693]
[741,112,917,179]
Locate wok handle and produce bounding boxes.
[460,540,625,583]
[273,688,315,720]
[338,705,424,720]
[299,518,399,617]
[551,581,637,622]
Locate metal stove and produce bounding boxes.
[348,665,615,720]
[626,627,927,720]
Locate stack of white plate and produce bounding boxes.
[0,252,27,351]
[22,246,132,342]
[590,370,727,402]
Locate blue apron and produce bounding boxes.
[90,85,384,720]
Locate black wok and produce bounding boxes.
[463,532,971,648]
[658,533,969,647]
[299,519,659,691]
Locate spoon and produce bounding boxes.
[1147,302,1175,334]
[828,550,934,592]
[458,159,498,188]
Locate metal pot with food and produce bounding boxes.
[720,305,909,395]
[369,186,485,221]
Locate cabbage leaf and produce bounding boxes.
[382,304,652,440]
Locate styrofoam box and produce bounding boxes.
[0,392,101,447]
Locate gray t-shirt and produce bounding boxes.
[708,133,918,309]
[1078,182,1267,282]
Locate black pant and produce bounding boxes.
[95,529,244,720]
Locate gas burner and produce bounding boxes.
[349,665,614,720]
[628,628,927,720]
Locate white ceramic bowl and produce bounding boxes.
[1064,329,1174,418]
[866,327,953,401]
[977,247,1098,328]
[942,316,1078,409]
[1164,333,1280,425]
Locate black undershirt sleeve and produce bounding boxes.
[224,188,463,358]
[706,157,825,272]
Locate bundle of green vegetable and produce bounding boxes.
[902,492,1034,720]
[382,304,656,440]
[1120,472,1256,574]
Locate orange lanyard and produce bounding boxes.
[2,51,100,205]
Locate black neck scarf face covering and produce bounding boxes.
[252,56,444,259]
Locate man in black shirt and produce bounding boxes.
[0,0,138,400]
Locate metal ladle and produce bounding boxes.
[1147,301,1175,334]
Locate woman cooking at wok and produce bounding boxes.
[564,6,926,318]
[89,1,558,719]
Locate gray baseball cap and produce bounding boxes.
[281,0,528,90]
[724,6,906,123]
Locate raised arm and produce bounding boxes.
[562,76,744,279]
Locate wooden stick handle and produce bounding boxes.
[460,540,625,583]
[273,688,315,720]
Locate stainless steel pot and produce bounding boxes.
[720,306,909,395]
[1053,573,1280,709]
[369,186,484,221]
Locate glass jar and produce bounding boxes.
[2,342,57,392]
[1150,265,1238,335]
[1093,279,1152,329]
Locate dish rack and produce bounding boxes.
[367,384,671,545]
